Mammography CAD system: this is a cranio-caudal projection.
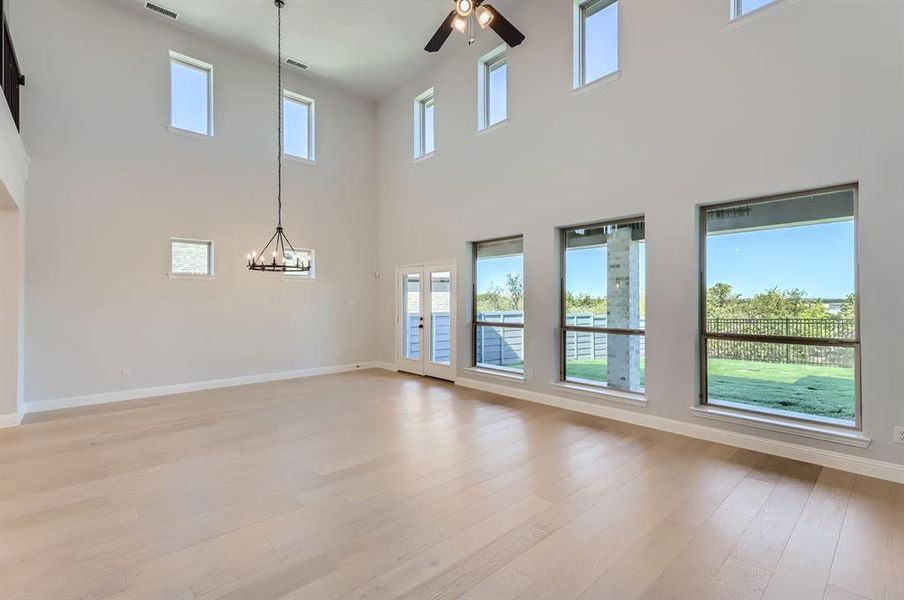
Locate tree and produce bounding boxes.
[706,282,743,318]
[506,273,523,311]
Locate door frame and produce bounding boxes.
[395,260,457,381]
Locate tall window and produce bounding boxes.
[701,185,859,427]
[575,0,619,88]
[731,0,777,19]
[170,52,212,136]
[562,219,645,393]
[478,46,507,131]
[414,88,435,159]
[474,237,524,374]
[169,239,214,277]
[283,90,315,162]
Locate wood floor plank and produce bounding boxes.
[827,475,895,599]
[0,370,898,600]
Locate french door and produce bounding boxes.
[396,263,456,381]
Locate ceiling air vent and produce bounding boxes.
[145,2,179,20]
[286,58,308,71]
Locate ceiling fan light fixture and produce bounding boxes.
[451,14,468,33]
[475,5,493,28]
[455,0,473,17]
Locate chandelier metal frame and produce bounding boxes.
[248,0,311,273]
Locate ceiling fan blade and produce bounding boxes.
[483,5,525,48]
[425,10,456,52]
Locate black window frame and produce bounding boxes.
[698,184,862,429]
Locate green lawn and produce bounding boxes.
[564,358,855,421]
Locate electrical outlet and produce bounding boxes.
[121,369,132,380]
[895,426,904,445]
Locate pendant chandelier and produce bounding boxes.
[247,0,310,273]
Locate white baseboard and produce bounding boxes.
[24,362,383,416]
[457,377,904,484]
[0,411,23,428]
[371,361,398,372]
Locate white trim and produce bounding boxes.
[477,119,509,137]
[0,412,23,428]
[728,0,794,25]
[282,89,316,162]
[166,125,214,140]
[574,0,619,90]
[551,381,647,407]
[571,70,621,96]
[413,87,435,160]
[413,152,435,164]
[169,50,214,137]
[166,273,216,280]
[463,366,525,383]
[283,154,316,166]
[477,45,507,132]
[689,405,869,448]
[456,377,903,483]
[24,362,382,415]
[169,237,215,277]
[371,361,398,372]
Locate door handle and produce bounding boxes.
[418,324,424,329]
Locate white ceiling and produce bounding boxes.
[114,0,518,100]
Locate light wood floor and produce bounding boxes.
[0,370,900,600]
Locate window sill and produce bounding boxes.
[413,151,435,164]
[551,381,647,407]
[283,153,316,165]
[167,273,216,280]
[477,119,508,137]
[572,70,620,96]
[462,367,525,383]
[282,276,317,283]
[690,405,871,448]
[167,125,213,140]
[727,0,795,28]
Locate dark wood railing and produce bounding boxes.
[1,0,24,130]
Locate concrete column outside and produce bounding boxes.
[606,227,640,390]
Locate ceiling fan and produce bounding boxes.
[425,0,525,52]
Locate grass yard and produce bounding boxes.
[563,357,855,421]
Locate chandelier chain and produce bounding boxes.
[277,2,283,227]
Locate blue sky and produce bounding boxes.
[584,0,618,82]
[707,221,855,299]
[488,62,507,126]
[170,61,209,134]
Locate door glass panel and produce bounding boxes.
[430,271,451,365]
[402,274,421,360]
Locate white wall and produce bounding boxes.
[375,0,904,464]
[13,0,379,404]
[0,49,28,421]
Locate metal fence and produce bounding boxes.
[707,318,855,339]
[408,313,855,368]
[707,318,856,367]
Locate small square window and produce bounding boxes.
[283,91,315,162]
[732,0,777,19]
[414,88,435,159]
[170,239,214,277]
[574,0,618,88]
[283,248,315,280]
[170,52,213,136]
[478,46,507,131]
